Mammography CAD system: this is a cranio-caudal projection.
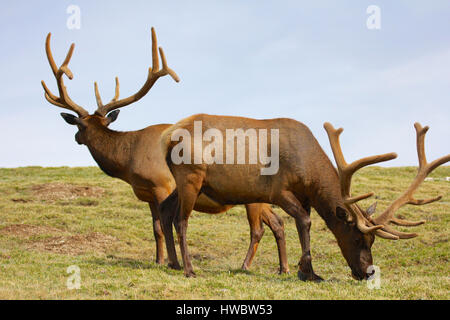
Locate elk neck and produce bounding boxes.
[83,124,137,181]
[309,163,347,232]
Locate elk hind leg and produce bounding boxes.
[260,204,290,274]
[159,191,182,270]
[241,204,266,271]
[174,179,203,278]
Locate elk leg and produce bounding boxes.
[158,191,182,270]
[148,202,165,265]
[175,179,202,278]
[276,191,323,282]
[260,204,290,274]
[241,204,265,271]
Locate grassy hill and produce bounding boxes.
[0,166,448,299]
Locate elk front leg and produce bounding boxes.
[260,204,289,274]
[148,202,165,265]
[276,191,323,282]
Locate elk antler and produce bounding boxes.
[372,123,450,238]
[94,27,180,117]
[323,122,399,238]
[41,33,89,117]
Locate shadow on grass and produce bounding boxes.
[215,267,352,285]
[86,255,180,275]
[86,255,356,285]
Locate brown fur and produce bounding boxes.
[41,29,289,273]
[71,115,289,272]
[160,114,377,280]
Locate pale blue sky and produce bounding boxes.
[0,1,449,167]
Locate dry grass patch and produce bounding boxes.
[30,183,104,201]
[0,224,118,256]
[0,224,64,238]
[27,232,118,256]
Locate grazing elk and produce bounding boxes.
[160,114,449,279]
[41,29,289,273]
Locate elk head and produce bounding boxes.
[41,28,179,145]
[324,122,449,280]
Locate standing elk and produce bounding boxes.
[41,28,289,273]
[160,114,449,279]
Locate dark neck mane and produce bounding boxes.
[85,126,137,181]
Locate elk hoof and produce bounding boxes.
[279,267,290,275]
[241,264,249,271]
[168,262,182,270]
[297,270,324,282]
[184,271,196,278]
[312,274,324,283]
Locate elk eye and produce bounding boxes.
[336,206,348,221]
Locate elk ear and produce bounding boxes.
[106,110,120,125]
[336,206,349,221]
[366,202,377,216]
[60,113,84,126]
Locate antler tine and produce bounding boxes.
[390,217,425,227]
[344,192,374,205]
[415,123,428,169]
[95,27,180,117]
[373,123,450,231]
[112,77,120,102]
[41,33,89,117]
[151,27,160,72]
[151,27,179,82]
[374,229,399,240]
[324,122,399,234]
[45,33,58,76]
[41,80,72,110]
[59,43,75,80]
[353,205,384,233]
[94,77,120,109]
[94,82,103,108]
[379,224,418,239]
[324,122,397,197]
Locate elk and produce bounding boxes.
[41,29,289,273]
[160,114,449,279]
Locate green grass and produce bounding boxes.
[0,166,448,299]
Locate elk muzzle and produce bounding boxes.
[75,131,84,145]
[350,248,374,280]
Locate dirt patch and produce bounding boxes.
[0,224,64,238]
[10,198,32,203]
[1,224,118,255]
[31,183,104,201]
[28,232,118,255]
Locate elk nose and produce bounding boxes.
[75,132,82,145]
[365,268,376,280]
